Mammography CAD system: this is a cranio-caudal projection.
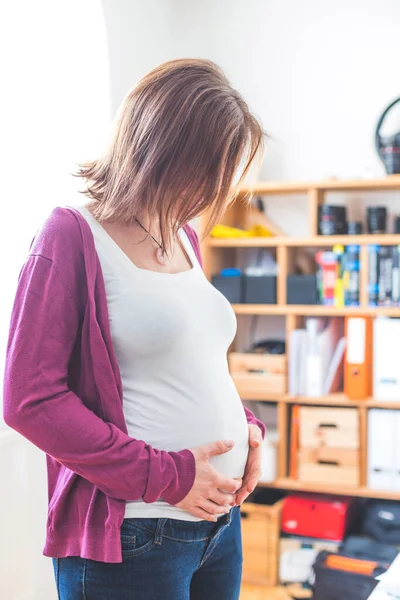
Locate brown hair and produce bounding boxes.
[77,58,264,250]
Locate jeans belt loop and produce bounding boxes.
[154,518,167,545]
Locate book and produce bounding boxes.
[378,246,393,306]
[368,245,380,306]
[392,246,400,306]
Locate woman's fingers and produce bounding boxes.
[208,489,236,506]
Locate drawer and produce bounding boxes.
[229,353,287,399]
[299,407,359,450]
[298,463,360,487]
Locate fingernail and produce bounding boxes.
[225,440,234,448]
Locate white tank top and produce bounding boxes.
[75,206,249,520]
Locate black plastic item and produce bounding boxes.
[347,221,363,235]
[395,216,400,233]
[362,500,400,544]
[367,206,387,234]
[243,275,277,304]
[287,275,319,305]
[340,536,398,565]
[375,97,400,175]
[211,274,242,303]
[318,205,347,235]
[311,551,382,600]
[250,339,286,354]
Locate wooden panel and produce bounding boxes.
[257,478,400,499]
[232,304,400,316]
[299,406,359,449]
[209,234,400,247]
[241,502,281,587]
[229,353,286,374]
[278,401,289,479]
[359,406,368,487]
[299,447,359,467]
[308,188,324,236]
[237,176,400,196]
[298,463,359,486]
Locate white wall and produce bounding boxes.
[101,0,176,112]
[171,0,400,182]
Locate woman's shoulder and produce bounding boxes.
[30,206,88,264]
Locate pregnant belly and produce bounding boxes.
[124,394,250,480]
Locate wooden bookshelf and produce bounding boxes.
[258,478,400,501]
[232,304,400,317]
[201,176,400,501]
[209,234,400,248]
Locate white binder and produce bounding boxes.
[368,409,396,491]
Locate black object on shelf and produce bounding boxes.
[375,97,400,175]
[287,275,319,305]
[243,275,277,304]
[311,551,382,600]
[347,221,363,235]
[367,206,387,234]
[318,205,347,235]
[361,500,400,545]
[395,216,400,233]
[212,274,242,303]
[250,339,286,354]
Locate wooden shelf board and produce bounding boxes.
[258,478,400,500]
[238,176,400,196]
[232,304,400,317]
[209,234,400,248]
[283,393,400,409]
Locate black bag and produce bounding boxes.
[362,501,400,544]
[311,551,383,600]
[341,535,398,565]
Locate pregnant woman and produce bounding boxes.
[4,59,265,600]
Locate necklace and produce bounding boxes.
[134,217,168,265]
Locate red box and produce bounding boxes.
[281,494,354,542]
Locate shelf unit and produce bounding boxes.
[201,176,400,501]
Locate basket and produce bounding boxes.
[240,499,282,586]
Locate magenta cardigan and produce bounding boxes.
[3,207,265,563]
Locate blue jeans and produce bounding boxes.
[53,506,242,600]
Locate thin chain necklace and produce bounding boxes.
[134,217,168,265]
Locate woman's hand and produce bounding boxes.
[235,425,263,506]
[175,440,242,522]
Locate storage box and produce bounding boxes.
[228,353,287,399]
[299,407,359,450]
[243,275,277,304]
[279,536,340,583]
[287,275,319,305]
[281,494,354,541]
[298,407,360,486]
[241,500,282,586]
[211,274,242,303]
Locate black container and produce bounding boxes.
[318,205,347,235]
[211,275,242,303]
[243,275,277,304]
[347,221,363,235]
[287,275,319,305]
[395,216,400,233]
[312,551,382,600]
[367,206,387,234]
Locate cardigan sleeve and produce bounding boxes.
[3,254,195,505]
[186,224,266,439]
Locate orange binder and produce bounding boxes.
[344,317,373,400]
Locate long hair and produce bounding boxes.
[77,58,264,250]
